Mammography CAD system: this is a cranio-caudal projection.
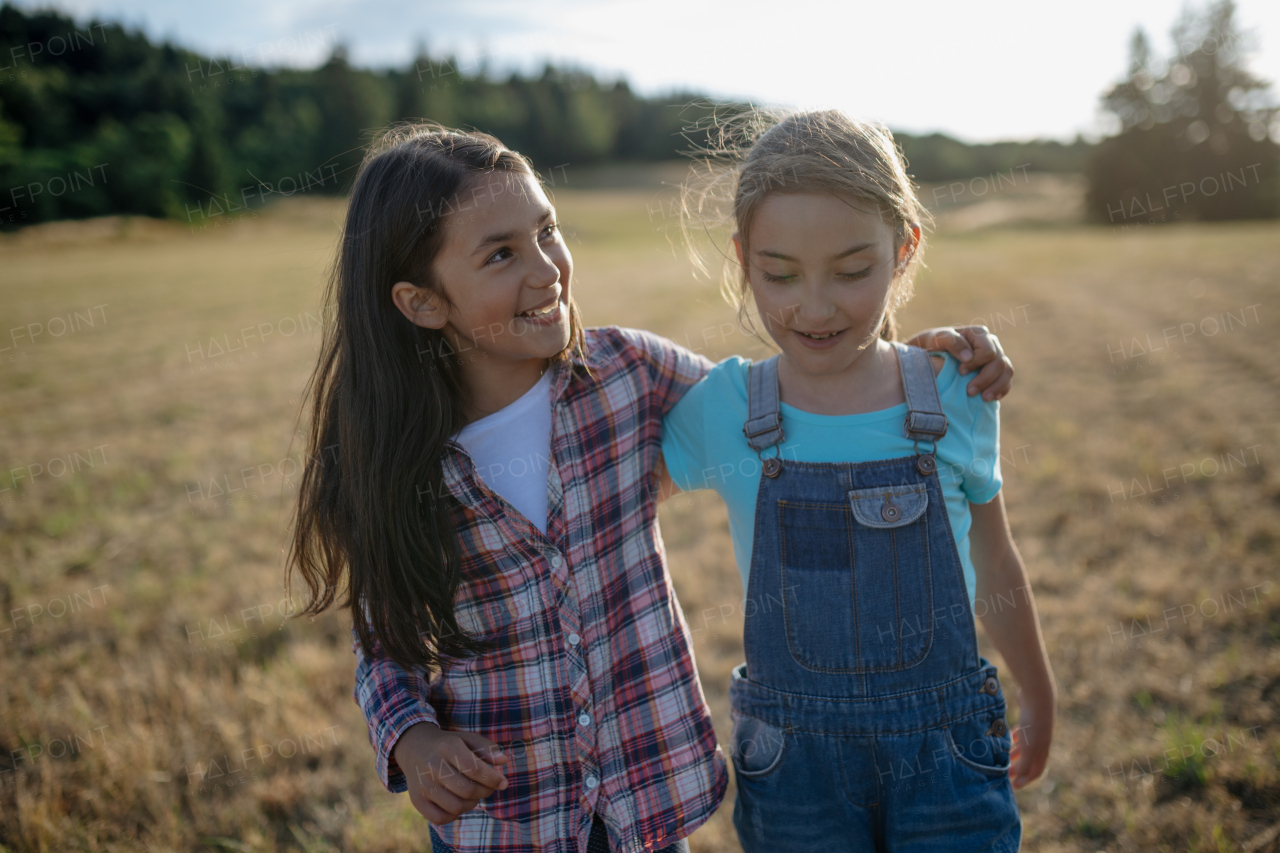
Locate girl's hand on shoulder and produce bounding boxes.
[394,722,510,824]
[903,325,1014,401]
[1008,686,1053,789]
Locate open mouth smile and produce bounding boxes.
[517,302,558,318]
[792,328,847,348]
[515,294,563,323]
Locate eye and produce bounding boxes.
[761,271,795,283]
[839,268,873,281]
[484,247,513,265]
[539,222,559,240]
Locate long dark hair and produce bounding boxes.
[288,124,584,672]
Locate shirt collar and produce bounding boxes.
[443,338,597,460]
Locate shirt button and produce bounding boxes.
[584,774,598,790]
[578,713,591,727]
[567,632,581,646]
[550,555,564,568]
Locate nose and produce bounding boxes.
[529,245,561,290]
[794,286,836,324]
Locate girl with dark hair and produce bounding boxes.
[288,122,1014,852]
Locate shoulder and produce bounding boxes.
[666,354,748,410]
[929,351,945,377]
[687,355,749,406]
[582,325,632,362]
[708,354,751,393]
[586,326,710,373]
[588,326,681,359]
[930,350,998,428]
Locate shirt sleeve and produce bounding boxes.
[352,627,439,793]
[616,327,714,416]
[661,370,712,492]
[962,396,1002,505]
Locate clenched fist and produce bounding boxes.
[393,722,510,824]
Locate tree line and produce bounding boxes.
[1,2,1273,228]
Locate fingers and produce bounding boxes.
[424,742,505,800]
[454,732,511,788]
[955,326,1001,374]
[965,354,1013,401]
[1007,739,1047,789]
[409,785,479,824]
[426,784,481,818]
[398,727,513,824]
[435,762,501,800]
[1008,748,1031,789]
[923,328,974,365]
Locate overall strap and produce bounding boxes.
[894,342,948,444]
[743,356,784,452]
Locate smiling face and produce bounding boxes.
[738,191,915,379]
[426,170,573,361]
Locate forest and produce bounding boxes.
[0,4,1091,227]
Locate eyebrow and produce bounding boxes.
[470,207,555,257]
[756,241,876,262]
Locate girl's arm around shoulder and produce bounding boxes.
[969,493,1056,790]
[608,326,714,415]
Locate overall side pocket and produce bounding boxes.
[729,711,788,779]
[944,708,1013,776]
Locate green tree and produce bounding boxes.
[1086,0,1279,223]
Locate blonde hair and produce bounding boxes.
[680,107,933,341]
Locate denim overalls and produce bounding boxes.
[728,343,1021,852]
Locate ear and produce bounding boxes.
[390,281,449,330]
[731,231,746,268]
[896,223,921,272]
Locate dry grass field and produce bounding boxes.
[1,170,1277,853]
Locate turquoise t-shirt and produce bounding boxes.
[661,352,1002,606]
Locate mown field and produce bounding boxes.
[1,170,1277,853]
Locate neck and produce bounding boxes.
[457,353,549,424]
[777,337,904,416]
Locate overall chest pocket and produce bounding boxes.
[777,484,934,673]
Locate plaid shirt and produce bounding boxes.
[353,327,726,853]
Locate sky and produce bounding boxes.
[15,0,1280,143]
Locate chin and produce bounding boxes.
[536,322,573,359]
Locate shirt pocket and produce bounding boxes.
[453,591,525,642]
[453,554,535,644]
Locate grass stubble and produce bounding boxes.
[0,177,1277,852]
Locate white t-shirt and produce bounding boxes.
[454,370,553,533]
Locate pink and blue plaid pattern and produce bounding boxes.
[353,327,727,853]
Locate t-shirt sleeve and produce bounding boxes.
[936,353,1002,505]
[616,327,714,416]
[963,395,1002,505]
[661,371,712,492]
